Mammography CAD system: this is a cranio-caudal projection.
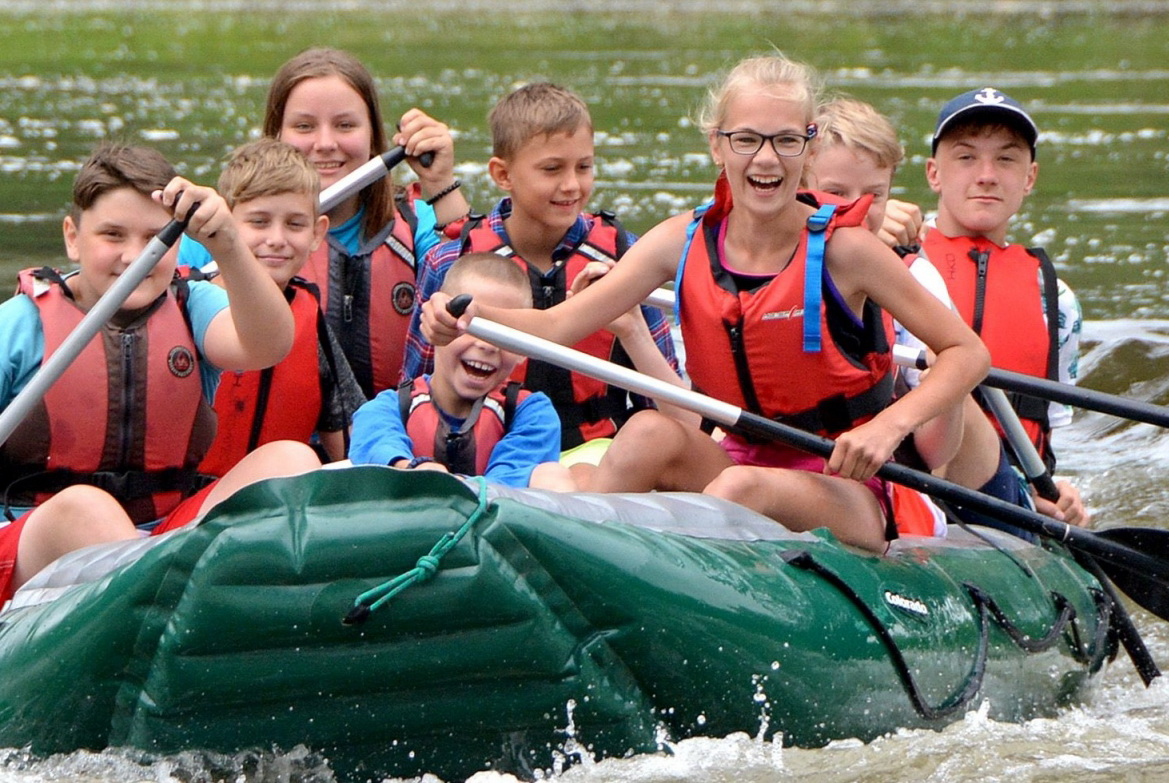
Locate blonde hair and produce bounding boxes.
[697,54,821,135]
[488,82,593,159]
[816,97,905,172]
[217,138,320,210]
[442,251,533,307]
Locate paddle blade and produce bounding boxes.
[1091,527,1169,621]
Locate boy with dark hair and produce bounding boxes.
[923,87,1087,526]
[0,143,319,604]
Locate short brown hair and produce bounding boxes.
[442,251,533,307]
[71,143,176,223]
[217,138,319,211]
[488,82,592,159]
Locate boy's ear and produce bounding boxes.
[1023,160,1038,196]
[488,156,512,191]
[925,158,943,194]
[311,214,329,252]
[62,215,81,262]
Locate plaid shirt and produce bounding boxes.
[402,197,679,382]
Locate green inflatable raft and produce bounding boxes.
[0,466,1115,781]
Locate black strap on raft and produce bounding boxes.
[782,549,1097,721]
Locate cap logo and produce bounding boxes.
[974,88,1005,106]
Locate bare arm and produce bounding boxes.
[423,212,691,349]
[156,178,294,372]
[825,228,989,479]
[567,257,700,428]
[317,430,347,463]
[395,108,470,227]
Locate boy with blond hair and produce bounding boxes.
[351,252,571,490]
[196,138,366,475]
[0,142,319,604]
[402,82,682,460]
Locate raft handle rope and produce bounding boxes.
[782,549,1086,721]
[343,476,490,625]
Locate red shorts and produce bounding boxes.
[719,432,897,539]
[0,480,218,605]
[0,514,31,606]
[149,481,217,536]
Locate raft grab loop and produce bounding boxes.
[781,549,1088,721]
[343,476,490,625]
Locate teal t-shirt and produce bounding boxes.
[0,277,229,409]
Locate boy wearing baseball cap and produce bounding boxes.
[922,87,1088,527]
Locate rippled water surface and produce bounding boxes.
[1,1,1168,781]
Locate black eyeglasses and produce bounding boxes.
[716,124,818,157]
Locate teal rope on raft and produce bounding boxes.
[343,476,490,625]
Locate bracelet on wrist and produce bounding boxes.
[425,179,462,206]
[405,455,435,469]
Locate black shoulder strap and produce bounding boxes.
[595,209,631,259]
[502,381,522,431]
[1028,247,1061,383]
[393,191,420,236]
[397,378,416,425]
[457,214,488,250]
[34,266,72,298]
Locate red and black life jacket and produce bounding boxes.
[300,197,419,398]
[0,267,216,524]
[460,211,646,450]
[397,376,525,476]
[923,230,1059,464]
[197,278,333,477]
[677,190,894,436]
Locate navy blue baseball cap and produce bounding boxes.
[932,87,1038,154]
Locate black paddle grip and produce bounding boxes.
[448,294,473,317]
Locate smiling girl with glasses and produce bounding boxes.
[422,53,989,553]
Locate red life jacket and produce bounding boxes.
[678,191,894,435]
[397,376,525,476]
[299,198,418,398]
[923,230,1059,459]
[197,279,325,477]
[460,211,642,450]
[1,268,216,524]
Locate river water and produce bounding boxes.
[1,1,1168,781]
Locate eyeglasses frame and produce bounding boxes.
[715,123,819,157]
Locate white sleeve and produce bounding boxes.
[893,253,955,389]
[1047,277,1082,428]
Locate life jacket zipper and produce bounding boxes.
[118,331,135,465]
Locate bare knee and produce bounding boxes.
[15,486,136,587]
[593,411,710,492]
[529,462,578,492]
[704,465,769,506]
[200,440,322,514]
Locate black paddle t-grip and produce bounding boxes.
[447,294,473,317]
